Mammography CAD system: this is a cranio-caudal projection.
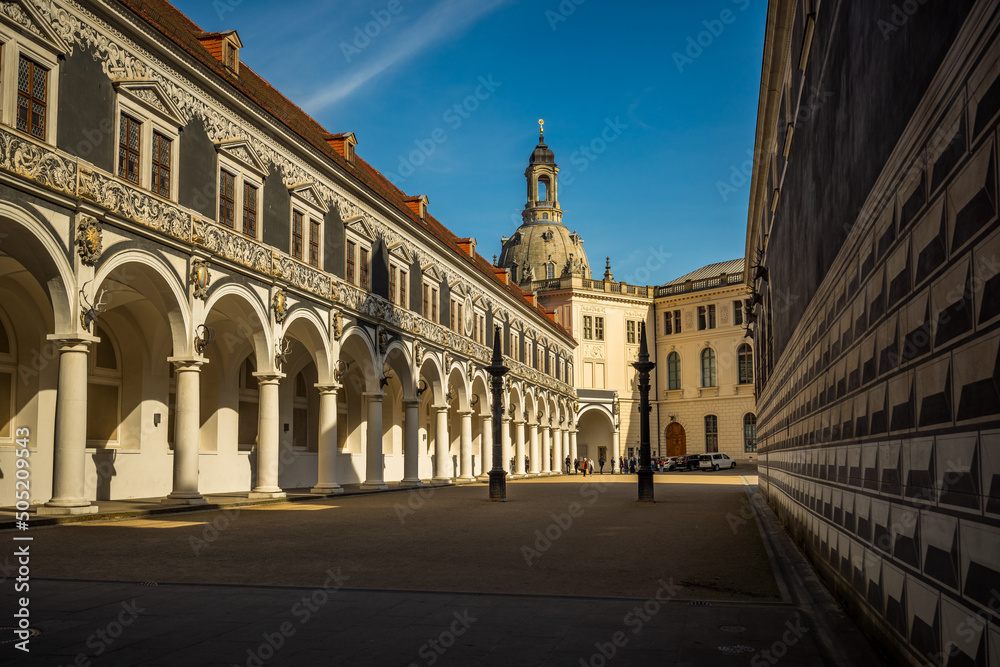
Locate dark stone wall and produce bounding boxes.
[371,239,389,299]
[768,0,975,361]
[57,48,114,172]
[178,117,217,219]
[261,169,290,251]
[409,261,423,313]
[439,281,451,329]
[325,209,345,277]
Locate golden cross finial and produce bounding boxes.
[538,118,545,136]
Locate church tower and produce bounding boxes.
[499,121,590,286]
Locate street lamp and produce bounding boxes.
[632,322,656,502]
[486,326,509,501]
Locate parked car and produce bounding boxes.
[664,456,681,471]
[678,454,701,471]
[699,453,736,470]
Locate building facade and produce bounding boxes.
[747,1,1000,664]
[0,0,578,513]
[499,132,756,466]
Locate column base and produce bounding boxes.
[248,490,286,499]
[360,483,388,490]
[510,473,526,479]
[475,475,490,482]
[456,475,476,484]
[398,479,424,488]
[162,494,207,505]
[431,477,454,485]
[36,503,99,516]
[526,472,539,478]
[539,472,551,476]
[310,485,344,495]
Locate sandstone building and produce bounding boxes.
[0,0,578,512]
[499,130,757,467]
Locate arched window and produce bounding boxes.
[701,348,716,388]
[546,263,555,279]
[744,413,757,452]
[738,344,754,385]
[705,415,718,453]
[667,352,680,390]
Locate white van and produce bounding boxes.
[699,453,735,470]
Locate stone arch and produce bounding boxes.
[93,249,192,357]
[204,283,273,370]
[446,362,470,412]
[382,338,415,400]
[281,308,333,384]
[0,203,75,333]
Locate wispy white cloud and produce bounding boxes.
[303,0,508,113]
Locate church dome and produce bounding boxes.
[499,223,590,285]
[529,139,555,165]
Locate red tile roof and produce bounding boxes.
[114,0,573,341]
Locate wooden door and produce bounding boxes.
[666,422,686,457]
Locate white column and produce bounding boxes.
[528,422,540,476]
[40,336,98,515]
[501,415,512,477]
[250,373,285,498]
[432,405,452,483]
[458,410,475,482]
[541,426,552,475]
[477,414,492,481]
[165,358,207,504]
[311,384,344,494]
[512,419,526,478]
[613,428,621,463]
[361,392,387,490]
[570,430,579,474]
[400,399,422,487]
[553,427,563,475]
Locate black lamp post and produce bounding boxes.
[486,326,509,501]
[633,322,656,502]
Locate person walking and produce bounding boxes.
[599,457,605,474]
[589,458,595,476]
[610,458,615,474]
[565,455,571,474]
[582,458,588,477]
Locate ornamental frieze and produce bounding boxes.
[0,128,76,195]
[79,167,190,240]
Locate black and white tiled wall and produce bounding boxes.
[758,15,1000,667]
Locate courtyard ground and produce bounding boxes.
[1,471,886,666]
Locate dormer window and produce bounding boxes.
[198,31,242,74]
[225,41,237,70]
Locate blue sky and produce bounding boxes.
[173,0,766,285]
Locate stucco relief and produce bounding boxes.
[0,127,76,195]
[79,167,190,240]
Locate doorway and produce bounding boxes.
[666,422,686,457]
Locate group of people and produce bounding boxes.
[506,454,641,476]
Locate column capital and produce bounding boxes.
[315,383,341,395]
[402,398,422,407]
[458,409,474,417]
[514,419,526,425]
[363,391,385,400]
[47,333,99,352]
[252,372,285,386]
[432,404,450,412]
[169,356,209,371]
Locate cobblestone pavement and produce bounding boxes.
[2,471,887,665]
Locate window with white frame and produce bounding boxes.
[421,277,440,322]
[114,81,184,200]
[346,231,373,290]
[215,140,267,238]
[389,260,408,308]
[289,185,327,268]
[0,17,66,147]
[473,309,486,345]
[449,296,464,335]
